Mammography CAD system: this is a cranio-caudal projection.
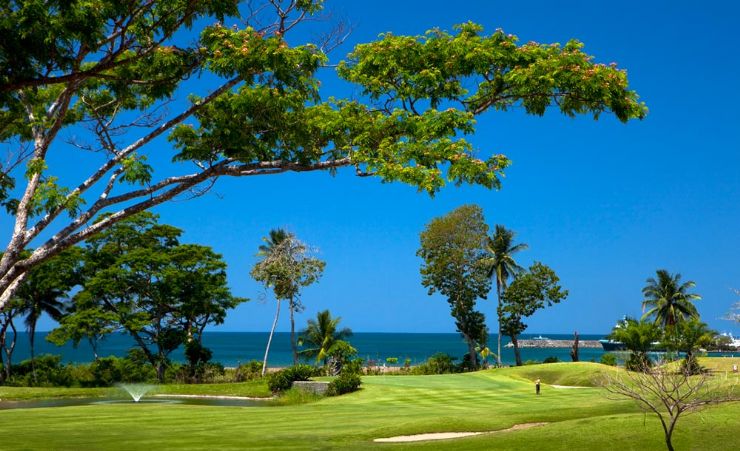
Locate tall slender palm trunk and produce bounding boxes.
[289,296,297,365]
[262,299,281,376]
[29,321,37,384]
[496,280,502,366]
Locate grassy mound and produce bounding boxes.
[496,362,618,387]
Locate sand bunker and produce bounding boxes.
[373,422,547,443]
[550,384,589,389]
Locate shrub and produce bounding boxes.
[119,349,157,383]
[543,356,560,364]
[267,364,322,392]
[386,357,398,365]
[410,353,458,375]
[600,353,618,366]
[9,354,74,387]
[90,357,125,386]
[327,372,361,396]
[234,360,264,382]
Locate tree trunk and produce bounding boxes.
[665,415,679,451]
[29,320,37,384]
[496,280,502,366]
[511,334,522,366]
[262,299,281,377]
[467,340,478,369]
[2,318,17,381]
[570,331,580,362]
[290,296,297,366]
[89,337,99,361]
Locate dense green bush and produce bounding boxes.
[410,353,459,375]
[90,357,124,386]
[170,361,225,384]
[267,364,322,392]
[600,353,618,366]
[543,356,560,364]
[8,354,75,387]
[327,372,361,396]
[234,360,263,382]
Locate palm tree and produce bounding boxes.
[641,270,701,330]
[298,310,352,365]
[253,228,291,376]
[19,295,66,380]
[484,225,527,366]
[15,249,80,383]
[609,317,663,371]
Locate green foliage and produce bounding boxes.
[6,354,74,387]
[499,262,568,365]
[76,212,245,381]
[0,3,645,305]
[386,357,398,365]
[327,372,361,396]
[88,353,156,386]
[267,364,322,393]
[609,317,663,371]
[641,270,701,329]
[484,225,528,289]
[182,340,219,383]
[298,310,352,363]
[600,353,618,366]
[417,205,490,366]
[410,353,460,375]
[234,360,264,382]
[543,356,560,364]
[251,230,325,304]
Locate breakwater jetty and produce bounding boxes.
[505,339,602,349]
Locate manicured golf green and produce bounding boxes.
[0,362,737,450]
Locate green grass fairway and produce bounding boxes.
[0,362,738,450]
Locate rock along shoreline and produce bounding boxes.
[506,339,602,349]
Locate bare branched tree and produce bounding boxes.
[602,361,739,451]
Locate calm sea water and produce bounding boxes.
[3,332,611,367]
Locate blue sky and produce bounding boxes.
[24,0,740,334]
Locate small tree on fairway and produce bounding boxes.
[604,361,739,451]
[498,262,568,366]
[251,229,325,374]
[418,205,490,368]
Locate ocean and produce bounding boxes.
[2,332,609,367]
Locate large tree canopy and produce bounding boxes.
[417,204,491,367]
[74,212,244,381]
[0,0,646,310]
